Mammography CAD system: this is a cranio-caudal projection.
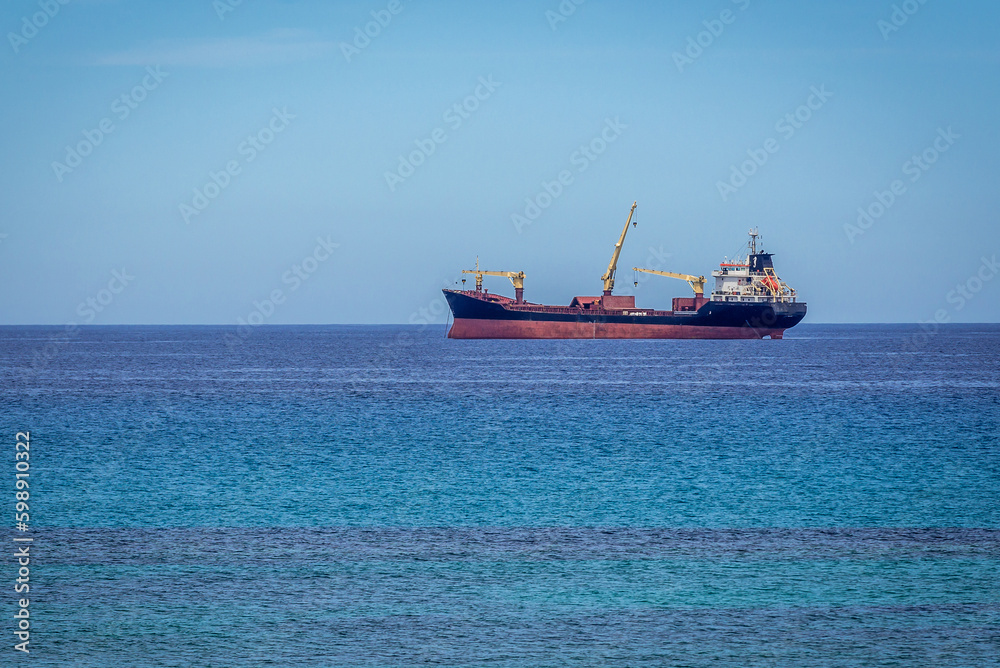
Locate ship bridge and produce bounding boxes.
[710,229,798,304]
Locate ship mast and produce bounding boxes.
[601,201,637,295]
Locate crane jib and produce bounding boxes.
[601,201,637,295]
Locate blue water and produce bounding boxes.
[3,324,999,666]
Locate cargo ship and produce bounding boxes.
[443,201,806,339]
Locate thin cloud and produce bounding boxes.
[712,45,1000,64]
[92,31,338,68]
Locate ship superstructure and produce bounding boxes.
[708,229,798,305]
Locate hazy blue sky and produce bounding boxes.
[2,0,998,324]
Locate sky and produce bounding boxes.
[1,0,998,325]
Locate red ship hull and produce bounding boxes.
[448,318,785,339]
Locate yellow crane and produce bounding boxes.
[633,267,707,297]
[601,201,638,295]
[462,257,526,302]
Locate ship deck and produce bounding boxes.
[452,290,679,317]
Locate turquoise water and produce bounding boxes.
[3,325,999,666]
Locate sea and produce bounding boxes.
[2,324,999,667]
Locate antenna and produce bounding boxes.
[748,228,759,255]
